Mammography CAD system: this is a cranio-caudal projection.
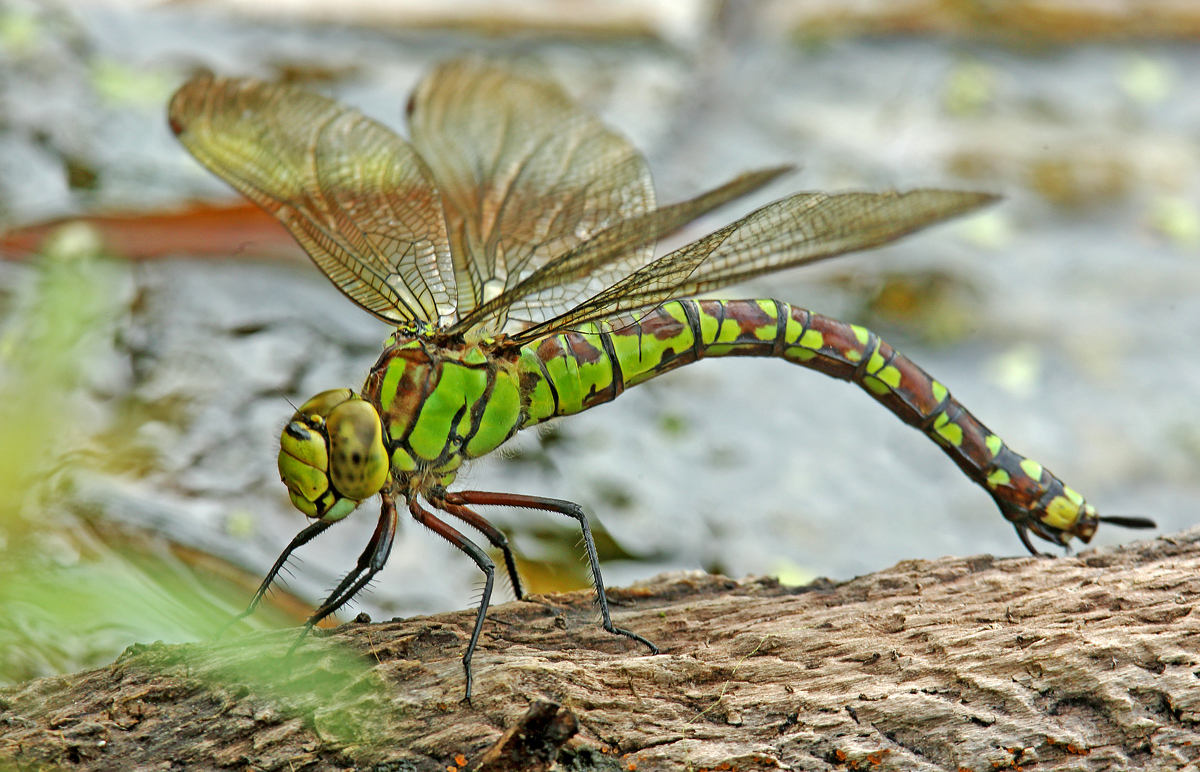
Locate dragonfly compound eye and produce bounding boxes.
[325,399,389,501]
[278,418,330,518]
[277,389,387,522]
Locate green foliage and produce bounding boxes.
[0,225,290,686]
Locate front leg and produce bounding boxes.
[217,519,332,638]
[288,494,398,654]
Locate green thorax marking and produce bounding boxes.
[361,333,526,488]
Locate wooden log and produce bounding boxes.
[2,529,1199,772]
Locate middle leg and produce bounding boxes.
[429,490,524,599]
[408,497,495,703]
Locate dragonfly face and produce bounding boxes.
[277,389,389,522]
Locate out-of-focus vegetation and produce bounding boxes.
[0,224,292,687]
[0,228,405,746]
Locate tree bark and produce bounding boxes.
[3,529,1199,772]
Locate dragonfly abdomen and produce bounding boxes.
[525,299,1100,548]
[771,303,1099,547]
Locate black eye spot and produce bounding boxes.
[352,452,362,464]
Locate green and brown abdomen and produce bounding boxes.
[525,299,1102,548]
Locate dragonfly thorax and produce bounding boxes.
[361,334,525,493]
[277,389,389,522]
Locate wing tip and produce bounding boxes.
[167,69,218,137]
[972,190,1004,205]
[909,187,1003,215]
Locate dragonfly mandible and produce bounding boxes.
[168,57,1154,700]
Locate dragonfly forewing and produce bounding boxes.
[169,74,454,324]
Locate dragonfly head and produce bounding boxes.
[277,389,389,522]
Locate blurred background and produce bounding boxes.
[1,0,1198,685]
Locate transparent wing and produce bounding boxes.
[169,73,454,325]
[408,58,656,325]
[447,165,794,336]
[516,189,997,339]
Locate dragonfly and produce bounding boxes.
[169,58,1154,700]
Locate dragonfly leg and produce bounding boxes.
[1013,524,1045,558]
[451,490,658,656]
[288,494,398,654]
[408,497,494,704]
[217,519,333,639]
[435,491,524,599]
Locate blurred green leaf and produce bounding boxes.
[0,224,296,686]
[943,59,996,117]
[189,636,393,746]
[1149,195,1200,249]
[1118,54,1173,106]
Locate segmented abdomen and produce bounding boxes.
[522,299,1097,545]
